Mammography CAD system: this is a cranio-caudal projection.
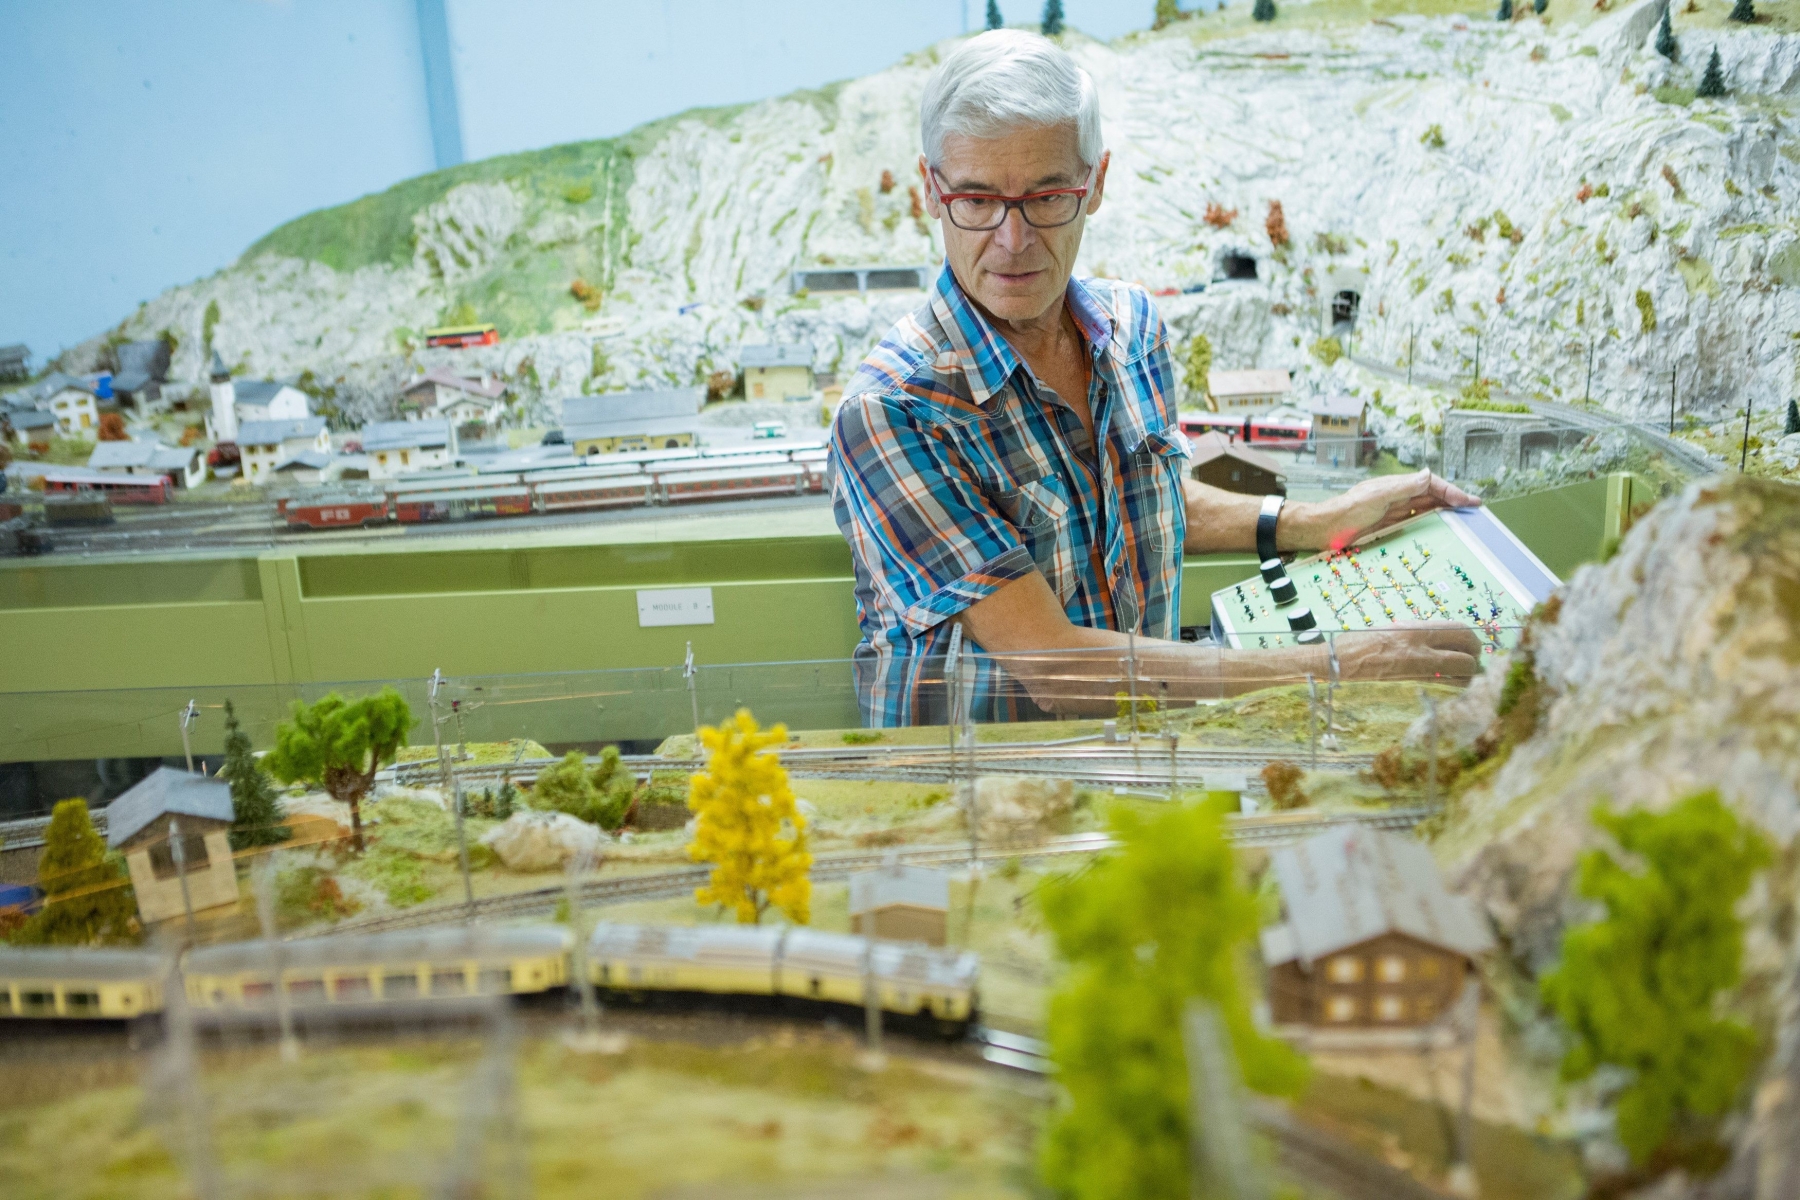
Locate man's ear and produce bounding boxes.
[918,155,943,218]
[1087,150,1112,215]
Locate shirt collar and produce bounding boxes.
[929,263,1117,408]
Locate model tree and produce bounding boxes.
[1730,0,1754,21]
[687,709,811,925]
[1155,0,1182,28]
[987,0,1004,29]
[1534,0,1548,12]
[1253,0,1276,21]
[1497,0,1513,18]
[222,700,290,851]
[11,799,137,946]
[1784,398,1799,435]
[1042,0,1065,36]
[1655,4,1678,59]
[1182,333,1214,408]
[1039,799,1307,1197]
[1266,199,1290,247]
[1697,46,1727,96]
[533,746,635,830]
[1539,791,1771,1167]
[264,688,414,853]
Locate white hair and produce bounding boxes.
[920,30,1102,169]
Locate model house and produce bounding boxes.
[105,767,241,927]
[111,341,171,406]
[270,449,334,484]
[87,440,207,488]
[238,418,331,485]
[563,388,704,456]
[1207,369,1292,414]
[1260,825,1492,1028]
[849,859,950,946]
[232,380,312,424]
[1188,431,1287,497]
[8,408,56,450]
[399,368,508,427]
[0,344,28,382]
[740,344,814,402]
[29,373,101,437]
[362,418,457,477]
[1311,394,1371,467]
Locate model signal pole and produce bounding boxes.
[169,817,199,944]
[429,669,476,914]
[1742,398,1755,471]
[180,700,199,773]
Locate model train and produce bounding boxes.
[281,448,830,531]
[0,920,980,1036]
[1178,410,1312,449]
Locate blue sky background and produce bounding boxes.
[0,0,1164,366]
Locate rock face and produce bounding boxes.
[479,810,605,872]
[62,2,1800,463]
[974,776,1076,829]
[1425,475,1800,1193]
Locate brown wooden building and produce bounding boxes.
[1260,826,1491,1029]
[104,767,241,928]
[1188,431,1287,497]
[849,859,950,946]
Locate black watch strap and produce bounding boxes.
[1256,494,1284,563]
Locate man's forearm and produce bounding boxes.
[988,636,1331,716]
[1181,479,1327,554]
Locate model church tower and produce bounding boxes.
[208,349,238,442]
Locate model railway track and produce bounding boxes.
[293,808,1433,940]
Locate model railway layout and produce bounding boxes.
[1211,506,1559,654]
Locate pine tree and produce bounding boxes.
[1655,4,1678,59]
[1784,398,1799,435]
[687,710,811,925]
[1533,0,1549,12]
[1038,800,1306,1197]
[1540,792,1772,1165]
[1042,0,1064,36]
[1497,0,1513,20]
[12,799,137,945]
[1696,46,1727,97]
[1729,0,1754,22]
[222,701,289,851]
[1253,0,1276,20]
[1154,0,1182,28]
[986,0,1004,29]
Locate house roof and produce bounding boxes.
[567,415,699,442]
[1208,369,1291,399]
[403,368,506,400]
[110,369,156,395]
[1310,394,1368,419]
[116,341,170,381]
[105,766,235,849]
[148,446,197,471]
[848,861,950,916]
[1187,430,1285,476]
[88,440,178,470]
[740,344,814,369]
[561,388,704,431]
[362,418,452,451]
[237,417,328,446]
[9,409,56,430]
[29,372,97,403]
[1260,825,1493,968]
[0,344,27,363]
[233,380,300,407]
[273,449,332,472]
[209,350,231,383]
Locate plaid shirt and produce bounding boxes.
[829,265,1188,727]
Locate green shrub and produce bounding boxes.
[1310,336,1344,366]
[562,182,594,204]
[1421,124,1446,149]
[531,747,635,830]
[1636,289,1658,334]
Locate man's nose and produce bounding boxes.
[991,204,1035,254]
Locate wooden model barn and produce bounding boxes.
[105,767,241,927]
[1188,431,1287,497]
[848,858,950,946]
[1260,825,1491,1028]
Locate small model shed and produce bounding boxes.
[1261,825,1492,1028]
[1188,431,1287,497]
[564,388,704,456]
[238,418,331,485]
[740,344,814,402]
[362,419,457,477]
[1208,369,1291,414]
[9,408,56,449]
[105,767,241,927]
[1311,394,1370,467]
[849,858,950,946]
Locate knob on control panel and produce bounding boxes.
[1269,576,1298,605]
[1287,606,1318,632]
[1258,557,1286,584]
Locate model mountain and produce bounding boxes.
[63,0,1800,442]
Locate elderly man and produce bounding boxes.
[829,30,1481,726]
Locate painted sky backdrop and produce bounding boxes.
[0,0,1159,366]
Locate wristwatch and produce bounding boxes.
[1256,494,1284,564]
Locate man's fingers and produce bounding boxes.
[1426,472,1482,509]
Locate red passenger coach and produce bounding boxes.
[661,465,809,504]
[393,486,532,523]
[41,472,171,505]
[1179,411,1312,450]
[285,495,391,530]
[535,474,654,513]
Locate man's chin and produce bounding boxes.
[972,279,1062,322]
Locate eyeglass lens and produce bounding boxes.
[948,193,1083,231]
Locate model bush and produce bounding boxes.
[1261,760,1307,809]
[222,700,290,851]
[1655,5,1678,58]
[1697,47,1727,97]
[1038,799,1306,1198]
[1182,332,1214,407]
[264,688,415,853]
[532,747,635,830]
[1636,288,1658,334]
[1539,791,1771,1167]
[1202,202,1237,228]
[1310,336,1344,367]
[1265,199,1289,247]
[1041,0,1064,36]
[11,799,137,946]
[1729,0,1754,21]
[688,709,811,925]
[1253,0,1276,21]
[1421,124,1446,149]
[1497,0,1513,19]
[1534,0,1548,12]
[987,0,1003,29]
[1154,0,1183,28]
[1783,398,1799,436]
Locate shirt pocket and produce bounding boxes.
[995,477,1078,605]
[1130,428,1189,558]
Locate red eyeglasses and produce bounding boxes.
[929,168,1092,231]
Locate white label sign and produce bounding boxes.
[636,587,715,627]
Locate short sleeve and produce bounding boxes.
[829,390,1036,639]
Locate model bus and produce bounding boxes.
[423,324,499,349]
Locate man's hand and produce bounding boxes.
[1333,621,1483,684]
[1285,470,1480,553]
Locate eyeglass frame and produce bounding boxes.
[926,167,1095,231]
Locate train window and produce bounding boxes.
[332,974,373,1001]
[64,991,100,1014]
[431,968,469,995]
[21,990,56,1015]
[809,976,822,997]
[286,978,326,1002]
[597,964,610,984]
[383,971,421,999]
[0,989,12,1015]
[478,968,512,994]
[241,980,274,1004]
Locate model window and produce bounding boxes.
[1416,995,1437,1020]
[1375,995,1406,1022]
[81,413,92,428]
[287,978,325,1002]
[383,971,420,999]
[332,974,373,1001]
[0,989,13,1015]
[431,968,468,995]
[1376,955,1407,983]
[241,980,274,1004]
[478,968,512,994]
[1324,995,1357,1022]
[63,990,100,1014]
[21,989,56,1015]
[1326,955,1364,983]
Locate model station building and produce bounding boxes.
[563,388,705,455]
[361,419,457,478]
[1260,825,1492,1028]
[1207,369,1292,414]
[105,767,241,928]
[1310,394,1371,467]
[740,344,815,403]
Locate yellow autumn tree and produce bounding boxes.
[687,709,811,924]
